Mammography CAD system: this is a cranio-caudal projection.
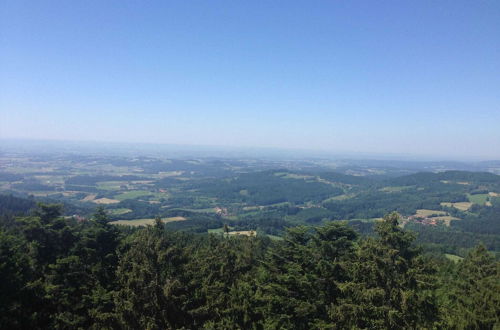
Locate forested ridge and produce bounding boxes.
[1,204,498,329]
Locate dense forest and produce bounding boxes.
[1,155,500,328]
[1,204,498,329]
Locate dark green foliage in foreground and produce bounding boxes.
[436,244,500,329]
[333,213,438,329]
[256,223,358,328]
[0,206,499,329]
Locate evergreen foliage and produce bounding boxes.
[0,205,498,328]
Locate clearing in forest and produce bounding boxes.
[379,186,411,192]
[433,215,460,226]
[110,216,187,226]
[82,194,97,201]
[467,193,489,205]
[108,208,132,215]
[114,190,153,201]
[445,254,464,262]
[96,181,128,191]
[93,198,120,204]
[323,194,354,202]
[227,230,256,237]
[440,202,472,211]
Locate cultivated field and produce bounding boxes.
[82,194,97,201]
[110,216,187,227]
[467,193,489,205]
[227,230,256,236]
[108,208,132,215]
[96,181,127,190]
[323,194,355,202]
[93,198,120,204]
[380,186,410,192]
[440,202,472,211]
[445,254,464,262]
[114,190,153,201]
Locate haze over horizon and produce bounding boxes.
[1,1,499,159]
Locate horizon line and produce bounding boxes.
[1,137,499,163]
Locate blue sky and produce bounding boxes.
[1,1,499,159]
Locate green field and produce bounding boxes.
[110,218,156,226]
[445,254,464,262]
[278,173,314,180]
[338,218,383,223]
[380,186,411,192]
[108,208,132,215]
[208,228,225,234]
[179,207,217,213]
[441,202,472,211]
[97,181,127,190]
[323,194,354,202]
[150,192,170,200]
[467,193,489,205]
[114,190,153,201]
[208,226,234,234]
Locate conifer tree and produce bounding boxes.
[114,225,187,329]
[444,244,500,329]
[332,212,438,329]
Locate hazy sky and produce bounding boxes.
[1,1,499,159]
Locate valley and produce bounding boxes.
[1,150,499,255]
